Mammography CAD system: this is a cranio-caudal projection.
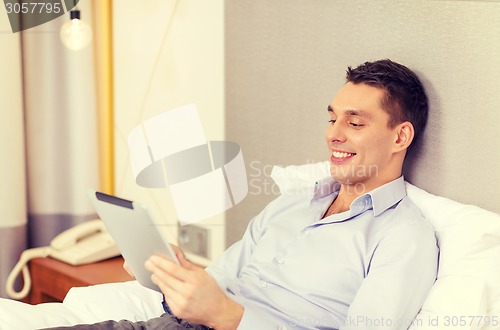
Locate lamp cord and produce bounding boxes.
[136,0,180,123]
[116,0,180,235]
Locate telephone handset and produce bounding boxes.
[6,219,120,300]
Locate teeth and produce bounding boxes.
[332,151,353,158]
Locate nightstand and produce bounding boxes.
[25,256,133,305]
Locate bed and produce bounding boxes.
[1,162,499,330]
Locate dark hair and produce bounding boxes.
[346,59,429,147]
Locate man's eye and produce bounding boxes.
[349,122,363,127]
[328,120,336,124]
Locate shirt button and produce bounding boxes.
[261,281,268,288]
[278,258,285,264]
[305,230,311,235]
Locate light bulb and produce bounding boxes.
[60,10,92,51]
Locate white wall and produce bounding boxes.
[113,0,225,264]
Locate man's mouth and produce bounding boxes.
[331,151,356,159]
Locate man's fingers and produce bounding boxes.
[169,244,194,269]
[146,256,189,290]
[177,252,196,269]
[150,270,184,294]
[148,255,186,275]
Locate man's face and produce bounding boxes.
[325,82,401,191]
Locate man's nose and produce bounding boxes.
[325,122,346,143]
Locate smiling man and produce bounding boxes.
[52,60,438,330]
[323,70,425,214]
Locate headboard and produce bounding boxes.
[224,0,500,245]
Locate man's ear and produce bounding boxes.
[394,122,415,152]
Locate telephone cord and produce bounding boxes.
[5,246,52,300]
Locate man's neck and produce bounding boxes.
[326,185,360,215]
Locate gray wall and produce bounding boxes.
[225,0,500,246]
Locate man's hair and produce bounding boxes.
[346,59,429,147]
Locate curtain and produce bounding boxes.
[0,0,112,298]
[22,0,99,248]
[0,11,27,298]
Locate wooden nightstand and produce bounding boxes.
[25,256,133,305]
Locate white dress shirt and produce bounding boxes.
[206,176,438,330]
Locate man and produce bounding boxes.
[55,59,438,330]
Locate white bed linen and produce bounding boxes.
[0,281,164,330]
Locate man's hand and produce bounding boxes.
[122,244,182,279]
[145,249,244,330]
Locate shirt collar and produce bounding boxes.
[311,176,407,218]
[366,176,406,216]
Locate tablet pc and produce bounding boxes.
[87,190,179,292]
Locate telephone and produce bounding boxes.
[6,219,121,300]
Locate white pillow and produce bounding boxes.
[405,183,500,330]
[270,162,500,330]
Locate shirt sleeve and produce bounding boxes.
[206,195,283,290]
[341,220,438,330]
[206,195,289,330]
[236,305,288,330]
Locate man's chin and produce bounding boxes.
[329,163,354,180]
[330,177,371,195]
